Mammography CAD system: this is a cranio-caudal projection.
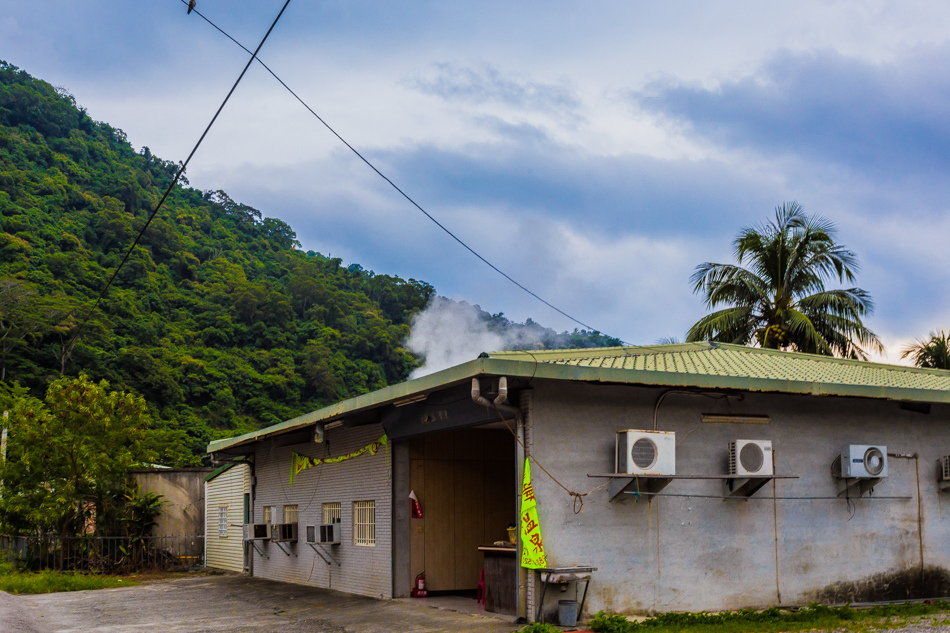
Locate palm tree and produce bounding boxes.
[901,331,950,369]
[687,202,883,359]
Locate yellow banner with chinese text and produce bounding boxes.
[520,458,547,569]
[290,435,388,484]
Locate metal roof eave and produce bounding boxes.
[207,356,950,454]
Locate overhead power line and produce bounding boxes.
[181,0,628,344]
[66,0,293,357]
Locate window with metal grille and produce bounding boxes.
[353,500,375,546]
[218,506,228,538]
[263,506,273,524]
[284,504,298,524]
[322,502,341,525]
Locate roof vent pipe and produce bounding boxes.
[472,377,522,422]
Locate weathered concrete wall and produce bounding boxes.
[132,468,213,536]
[251,423,392,599]
[528,381,950,615]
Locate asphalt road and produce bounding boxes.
[0,574,518,633]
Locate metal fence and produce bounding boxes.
[0,535,204,573]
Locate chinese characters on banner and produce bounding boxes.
[520,458,547,569]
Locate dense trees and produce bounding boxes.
[687,202,882,359]
[0,375,169,536]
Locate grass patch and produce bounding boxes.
[0,561,137,595]
[562,602,950,633]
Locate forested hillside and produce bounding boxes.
[0,61,618,463]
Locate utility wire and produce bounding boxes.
[181,0,628,344]
[66,0,293,356]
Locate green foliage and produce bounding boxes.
[123,489,166,538]
[590,610,637,633]
[0,374,157,536]
[588,602,950,633]
[517,622,561,633]
[0,560,135,594]
[687,202,882,360]
[901,330,950,370]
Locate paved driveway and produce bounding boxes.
[0,574,518,633]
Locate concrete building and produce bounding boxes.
[208,343,950,619]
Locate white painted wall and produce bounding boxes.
[527,381,950,615]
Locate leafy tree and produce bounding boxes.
[901,330,950,370]
[0,374,157,536]
[687,202,883,359]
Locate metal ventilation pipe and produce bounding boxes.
[472,376,522,422]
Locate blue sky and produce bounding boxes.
[5,0,950,362]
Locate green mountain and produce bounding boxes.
[0,61,619,463]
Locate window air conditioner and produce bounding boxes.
[245,523,272,540]
[729,440,773,476]
[319,523,341,545]
[840,445,887,478]
[616,430,675,476]
[272,523,298,543]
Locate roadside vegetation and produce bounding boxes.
[519,602,950,633]
[0,560,135,594]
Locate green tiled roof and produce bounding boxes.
[208,342,949,454]
[487,343,950,392]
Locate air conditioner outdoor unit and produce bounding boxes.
[942,456,950,482]
[616,430,675,476]
[272,523,298,543]
[841,445,887,478]
[245,523,272,540]
[729,440,773,476]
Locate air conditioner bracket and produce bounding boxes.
[247,540,268,559]
[606,476,672,501]
[273,541,296,557]
[307,543,341,566]
[726,476,773,498]
[837,477,881,498]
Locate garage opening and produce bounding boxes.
[407,425,517,613]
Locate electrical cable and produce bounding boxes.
[179,0,629,344]
[65,0,293,357]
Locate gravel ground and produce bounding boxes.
[0,574,518,633]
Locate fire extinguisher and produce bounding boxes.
[412,571,427,597]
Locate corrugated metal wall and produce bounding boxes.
[205,464,249,573]
[251,423,392,599]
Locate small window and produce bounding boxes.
[284,504,299,524]
[263,506,273,524]
[353,500,375,546]
[218,505,228,538]
[322,502,341,525]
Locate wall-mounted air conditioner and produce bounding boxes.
[616,430,675,476]
[272,523,298,543]
[840,445,887,478]
[729,440,773,476]
[245,523,272,540]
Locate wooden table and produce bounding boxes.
[478,545,517,615]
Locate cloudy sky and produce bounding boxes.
[5,1,950,363]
